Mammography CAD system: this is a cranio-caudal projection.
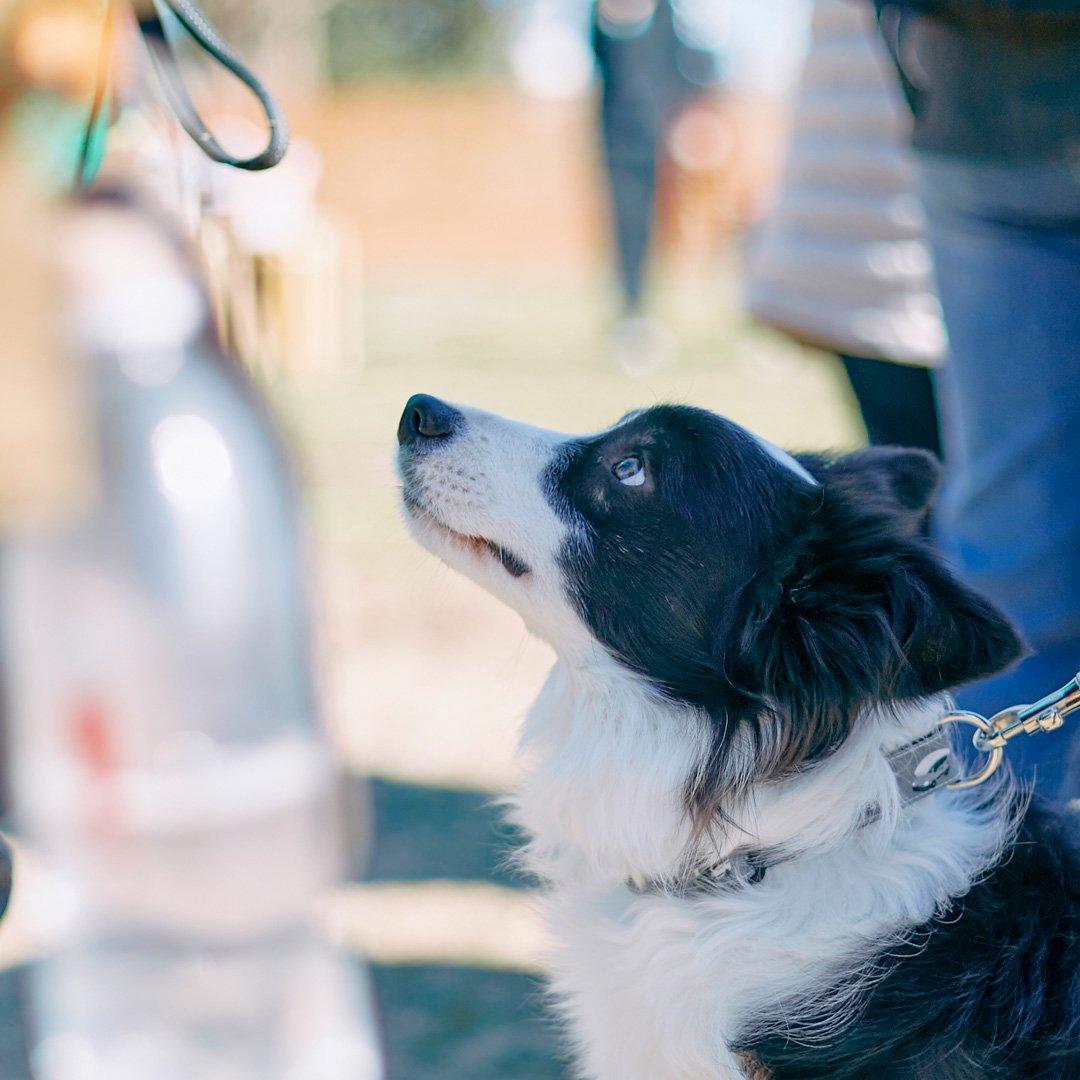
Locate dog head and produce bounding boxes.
[397,395,1022,808]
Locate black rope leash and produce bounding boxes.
[76,0,289,188]
[137,0,289,171]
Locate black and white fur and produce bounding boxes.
[396,396,1080,1079]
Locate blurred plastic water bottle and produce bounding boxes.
[1,199,381,1080]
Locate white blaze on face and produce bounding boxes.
[751,432,820,486]
[398,403,596,646]
[405,403,569,558]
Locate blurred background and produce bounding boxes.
[0,0,868,1077]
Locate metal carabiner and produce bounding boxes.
[939,672,1080,791]
[975,672,1080,750]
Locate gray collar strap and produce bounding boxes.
[634,675,1080,897]
[630,726,958,897]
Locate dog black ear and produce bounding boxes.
[812,446,942,530]
[721,488,1024,774]
[880,549,1025,696]
[813,446,1022,692]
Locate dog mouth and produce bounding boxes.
[403,493,531,578]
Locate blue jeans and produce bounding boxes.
[918,157,1080,801]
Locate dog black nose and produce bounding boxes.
[398,394,463,446]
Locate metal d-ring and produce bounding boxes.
[938,710,1005,790]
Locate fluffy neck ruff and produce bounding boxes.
[511,654,1014,897]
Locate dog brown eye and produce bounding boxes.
[613,455,645,487]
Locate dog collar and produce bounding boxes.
[630,725,958,897]
[633,675,1080,898]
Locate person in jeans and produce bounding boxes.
[875,0,1080,800]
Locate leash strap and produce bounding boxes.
[137,0,288,171]
[76,0,289,190]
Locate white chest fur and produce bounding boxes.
[512,659,711,889]
[510,664,1012,1080]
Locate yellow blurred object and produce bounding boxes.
[6,0,108,99]
[0,153,96,526]
[268,215,356,379]
[218,215,357,381]
[194,126,358,381]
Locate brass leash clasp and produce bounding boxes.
[939,672,1080,791]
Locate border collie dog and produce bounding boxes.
[396,395,1080,1079]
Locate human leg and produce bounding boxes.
[918,158,1080,799]
[839,354,942,458]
